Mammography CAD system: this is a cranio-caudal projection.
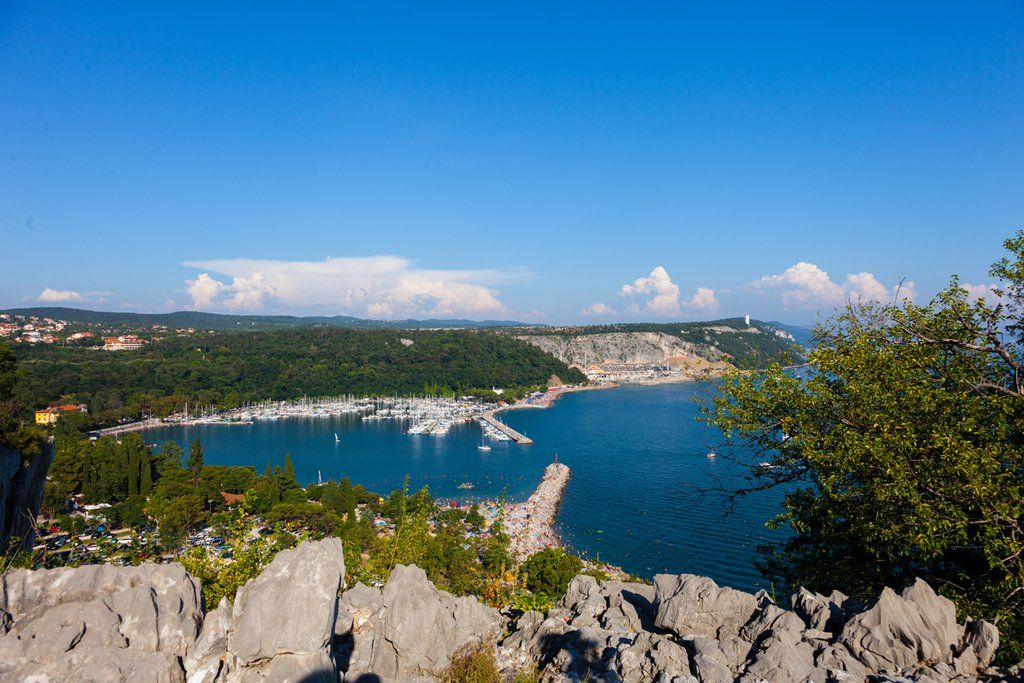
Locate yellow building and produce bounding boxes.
[35,404,88,425]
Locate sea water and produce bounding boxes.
[146,382,787,591]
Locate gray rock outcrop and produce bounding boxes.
[0,562,203,682]
[187,536,346,683]
[653,574,759,640]
[497,573,1003,683]
[337,563,504,681]
[0,537,1012,682]
[499,574,694,682]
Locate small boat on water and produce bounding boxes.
[706,451,716,459]
[477,433,491,451]
[334,432,340,443]
[457,482,475,490]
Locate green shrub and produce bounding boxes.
[521,547,583,599]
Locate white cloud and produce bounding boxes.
[620,266,682,316]
[617,266,717,316]
[961,282,1003,305]
[186,273,226,308]
[182,256,528,318]
[37,288,83,303]
[752,262,914,308]
[845,272,889,302]
[683,286,719,311]
[581,302,616,316]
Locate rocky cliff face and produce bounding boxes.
[0,439,52,552]
[0,538,1015,682]
[520,332,730,370]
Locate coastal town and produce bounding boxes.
[0,311,196,348]
[28,443,634,593]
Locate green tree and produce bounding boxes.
[283,453,297,487]
[465,504,485,532]
[0,342,14,401]
[521,548,583,599]
[707,232,1024,662]
[156,441,185,476]
[0,341,43,457]
[187,437,204,484]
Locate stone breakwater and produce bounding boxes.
[0,537,1019,681]
[505,461,570,560]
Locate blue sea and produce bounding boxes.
[145,382,787,591]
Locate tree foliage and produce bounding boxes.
[521,547,583,599]
[707,232,1024,662]
[12,328,587,424]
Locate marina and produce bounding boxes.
[479,410,533,444]
[142,381,787,590]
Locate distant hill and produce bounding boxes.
[0,307,532,331]
[765,320,815,347]
[514,317,805,369]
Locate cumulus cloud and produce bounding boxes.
[618,266,718,316]
[581,302,616,316]
[182,256,527,317]
[961,282,1004,305]
[683,286,719,311]
[620,266,682,315]
[752,262,914,308]
[37,288,83,303]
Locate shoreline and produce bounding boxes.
[504,462,570,560]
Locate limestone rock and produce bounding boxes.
[963,618,999,668]
[739,626,815,683]
[185,596,233,683]
[791,586,850,633]
[653,573,758,639]
[685,636,735,683]
[838,579,960,674]
[229,537,345,666]
[334,581,382,639]
[341,563,503,680]
[0,561,202,681]
[227,652,336,683]
[10,648,185,682]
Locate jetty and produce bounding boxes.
[481,410,533,444]
[505,462,570,559]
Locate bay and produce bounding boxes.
[145,381,787,591]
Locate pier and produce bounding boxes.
[505,462,571,559]
[481,410,533,444]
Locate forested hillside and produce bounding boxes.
[12,328,585,423]
[1,306,528,330]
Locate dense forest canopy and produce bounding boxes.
[12,328,586,423]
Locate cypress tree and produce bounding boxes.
[127,448,138,497]
[187,437,204,484]
[140,454,152,495]
[284,454,296,487]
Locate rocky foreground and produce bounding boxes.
[0,538,1017,682]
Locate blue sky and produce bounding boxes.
[2,2,1022,324]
